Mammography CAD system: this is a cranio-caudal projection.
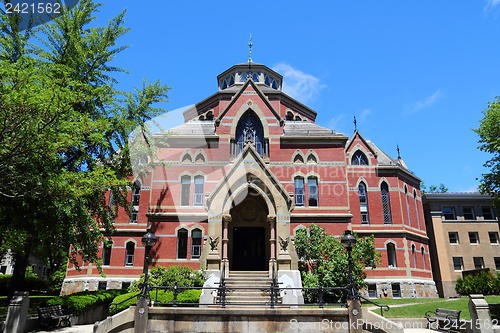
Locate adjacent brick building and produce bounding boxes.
[61,61,437,298]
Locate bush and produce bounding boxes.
[128,265,206,292]
[43,289,126,315]
[0,267,48,295]
[111,289,201,313]
[456,271,500,295]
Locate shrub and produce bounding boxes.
[455,270,500,295]
[128,265,206,292]
[43,289,126,315]
[111,289,201,313]
[0,268,47,295]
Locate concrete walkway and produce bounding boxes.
[29,323,94,333]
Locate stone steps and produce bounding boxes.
[216,271,282,307]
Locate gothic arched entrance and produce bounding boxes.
[228,189,269,271]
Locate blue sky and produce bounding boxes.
[91,1,500,193]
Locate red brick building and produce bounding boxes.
[61,61,437,299]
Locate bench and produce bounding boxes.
[425,308,461,333]
[37,305,71,329]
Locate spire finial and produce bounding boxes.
[397,144,401,159]
[353,115,357,131]
[248,34,253,63]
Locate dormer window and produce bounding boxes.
[264,74,279,89]
[351,151,368,165]
[238,72,260,82]
[220,74,235,90]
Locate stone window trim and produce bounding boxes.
[380,181,392,224]
[351,150,369,166]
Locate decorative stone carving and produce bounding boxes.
[222,214,231,222]
[267,215,276,223]
[279,236,289,252]
[208,236,219,251]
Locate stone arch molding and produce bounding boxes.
[205,143,293,217]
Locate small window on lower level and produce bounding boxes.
[495,257,500,270]
[122,282,131,290]
[368,284,377,298]
[98,281,107,290]
[392,283,401,298]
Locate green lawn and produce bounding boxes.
[374,296,500,321]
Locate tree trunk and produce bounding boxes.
[7,242,32,301]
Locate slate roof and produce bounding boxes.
[160,120,216,136]
[283,121,344,137]
[366,140,412,172]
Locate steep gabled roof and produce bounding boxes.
[205,142,294,213]
[214,78,285,127]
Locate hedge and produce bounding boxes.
[43,289,126,315]
[456,270,500,295]
[111,289,201,313]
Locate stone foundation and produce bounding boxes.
[360,279,438,299]
[60,277,138,295]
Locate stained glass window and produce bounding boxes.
[235,111,264,157]
[381,182,392,224]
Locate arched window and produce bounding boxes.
[195,154,205,164]
[125,242,135,266]
[414,190,420,229]
[307,154,317,164]
[308,177,318,207]
[286,111,294,121]
[293,154,304,164]
[381,182,392,224]
[351,151,368,165]
[191,229,202,259]
[235,111,264,157]
[294,177,305,206]
[181,153,192,164]
[421,246,426,270]
[108,189,117,223]
[177,229,188,259]
[412,244,416,268]
[193,176,204,206]
[359,183,369,224]
[405,186,411,227]
[387,243,397,267]
[130,183,140,224]
[180,176,191,206]
[102,244,112,266]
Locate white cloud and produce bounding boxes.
[358,109,372,122]
[484,0,500,11]
[406,90,442,114]
[272,63,326,104]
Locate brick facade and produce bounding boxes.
[61,62,437,298]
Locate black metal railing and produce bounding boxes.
[359,295,390,317]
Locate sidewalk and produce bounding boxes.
[30,324,94,333]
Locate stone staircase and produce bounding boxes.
[216,271,282,307]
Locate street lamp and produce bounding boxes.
[341,230,357,300]
[141,230,157,298]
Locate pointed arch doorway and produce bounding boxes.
[228,189,270,271]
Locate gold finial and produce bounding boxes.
[248,34,253,63]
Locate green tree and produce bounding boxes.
[0,1,169,298]
[420,182,448,194]
[474,98,500,210]
[294,224,381,303]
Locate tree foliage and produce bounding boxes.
[128,266,206,292]
[420,182,448,194]
[0,0,170,297]
[474,98,500,210]
[294,224,381,303]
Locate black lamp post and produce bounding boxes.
[141,230,157,298]
[341,230,357,300]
